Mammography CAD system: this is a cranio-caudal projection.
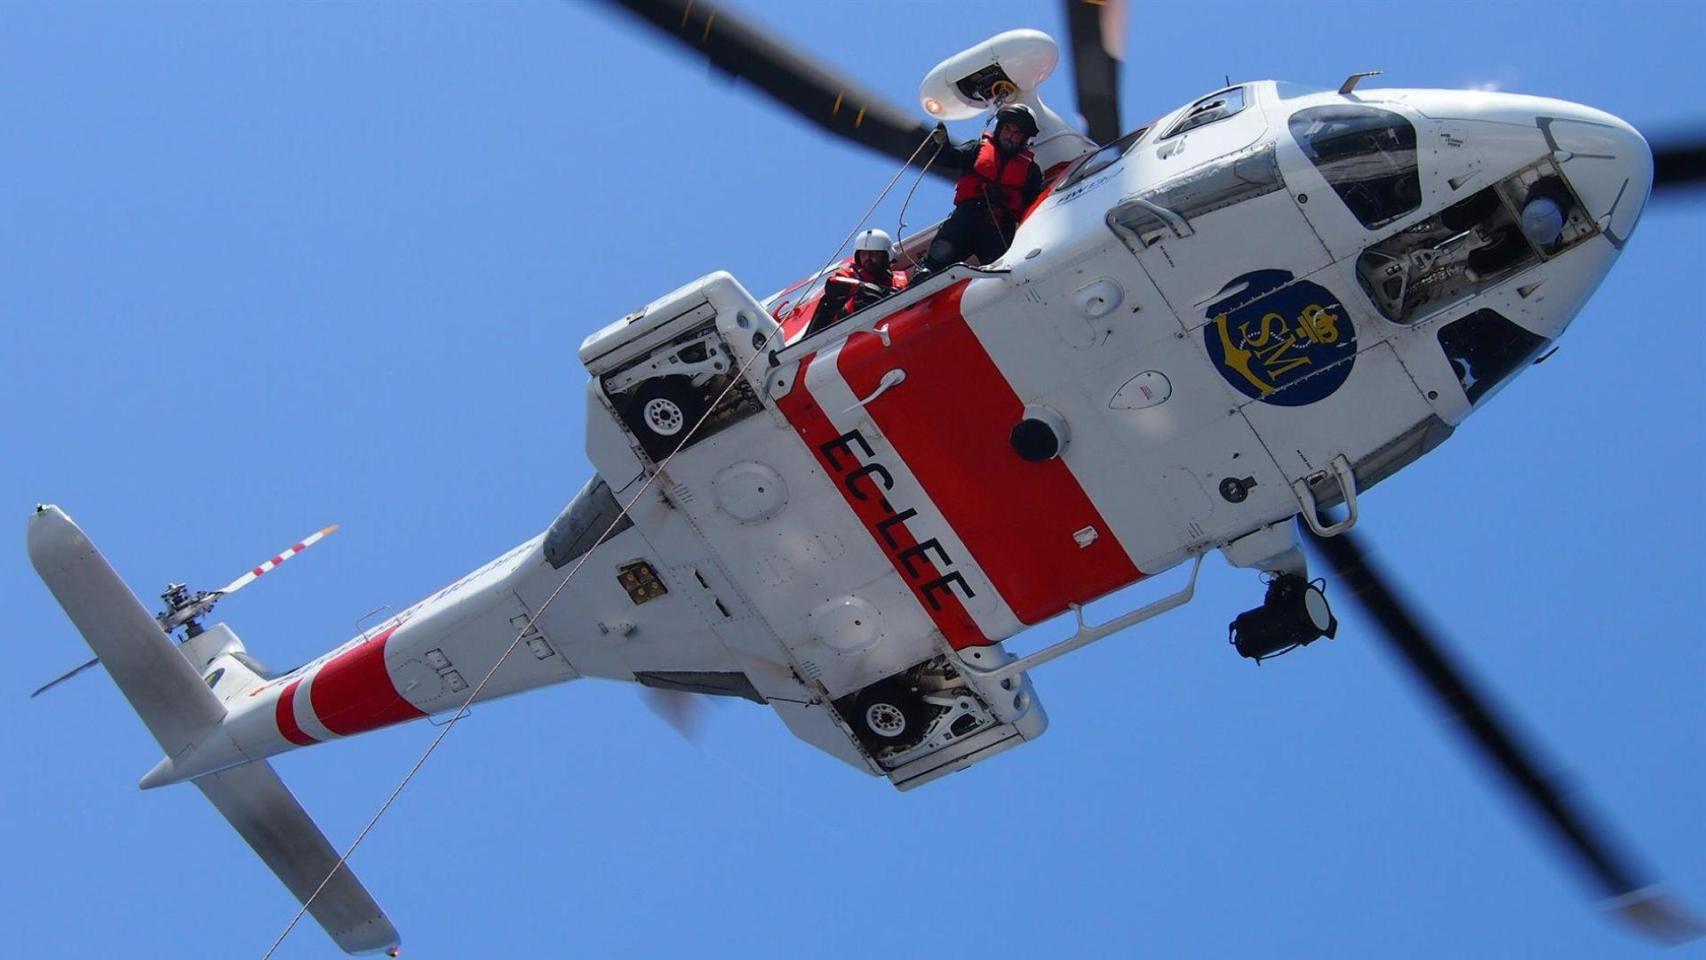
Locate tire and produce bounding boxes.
[627,378,705,461]
[849,680,931,753]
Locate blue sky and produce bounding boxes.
[4,2,1702,957]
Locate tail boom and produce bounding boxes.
[28,505,401,955]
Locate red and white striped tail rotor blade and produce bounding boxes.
[217,524,339,596]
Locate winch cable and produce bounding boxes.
[807,128,942,289]
[262,126,943,960]
[894,128,947,262]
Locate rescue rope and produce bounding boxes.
[808,127,943,284]
[894,131,947,263]
[261,125,946,960]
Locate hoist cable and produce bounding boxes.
[894,132,947,261]
[807,128,943,287]
[261,126,944,960]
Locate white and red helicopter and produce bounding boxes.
[25,1,1706,955]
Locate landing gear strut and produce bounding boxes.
[1229,574,1337,662]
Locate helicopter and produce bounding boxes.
[16,1,1706,960]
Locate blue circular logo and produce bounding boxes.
[1203,269,1357,406]
[204,667,225,690]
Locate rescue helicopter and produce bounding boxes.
[23,1,1706,955]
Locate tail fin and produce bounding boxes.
[28,504,225,756]
[197,760,401,954]
[29,505,400,955]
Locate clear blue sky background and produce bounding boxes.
[4,2,1701,957]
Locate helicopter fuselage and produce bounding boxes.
[143,78,1651,791]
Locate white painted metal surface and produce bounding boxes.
[26,33,1660,954]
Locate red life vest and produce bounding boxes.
[812,263,909,333]
[952,134,1035,220]
[832,263,908,307]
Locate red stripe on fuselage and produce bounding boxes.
[834,282,1142,624]
[275,679,317,746]
[308,625,425,737]
[776,348,989,650]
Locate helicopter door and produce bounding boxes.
[1239,339,1435,502]
[1277,101,1429,261]
[1109,142,1333,335]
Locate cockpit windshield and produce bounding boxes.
[1288,104,1421,229]
[1160,86,1247,140]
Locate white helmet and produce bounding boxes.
[854,228,897,257]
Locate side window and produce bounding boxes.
[1289,105,1421,229]
[1437,308,1548,404]
[1160,87,1247,140]
[1274,81,1327,101]
[1057,126,1148,189]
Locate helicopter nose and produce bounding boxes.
[1541,105,1653,245]
[1403,90,1653,244]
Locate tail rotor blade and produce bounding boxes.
[1063,0,1126,144]
[29,656,102,699]
[1304,525,1702,944]
[216,524,339,597]
[33,523,338,699]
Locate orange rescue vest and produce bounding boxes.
[952,134,1035,220]
[812,263,909,330]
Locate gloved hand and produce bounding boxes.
[853,281,886,307]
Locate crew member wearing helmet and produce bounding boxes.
[918,103,1045,273]
[805,228,911,337]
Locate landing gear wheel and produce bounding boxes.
[643,397,685,436]
[849,679,930,753]
[864,701,908,738]
[627,378,705,461]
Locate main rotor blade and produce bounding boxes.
[216,524,338,597]
[1063,0,1126,144]
[1304,526,1701,944]
[600,0,952,180]
[30,656,101,699]
[1651,137,1706,192]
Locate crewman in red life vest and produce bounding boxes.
[805,228,911,337]
[918,104,1044,273]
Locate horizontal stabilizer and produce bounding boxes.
[27,505,224,756]
[197,760,401,955]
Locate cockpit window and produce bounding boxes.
[1288,105,1421,229]
[1160,87,1247,140]
[1273,81,1327,101]
[1437,308,1548,404]
[1057,126,1148,189]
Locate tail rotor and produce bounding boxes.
[30,523,338,699]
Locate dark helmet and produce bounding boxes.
[994,103,1040,138]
